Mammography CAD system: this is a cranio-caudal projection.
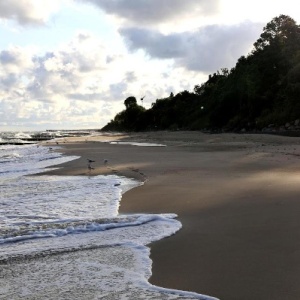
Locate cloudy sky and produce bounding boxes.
[0,0,299,131]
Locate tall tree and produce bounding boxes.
[124,96,138,109]
[254,15,300,52]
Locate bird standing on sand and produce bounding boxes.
[87,158,95,173]
[87,162,95,172]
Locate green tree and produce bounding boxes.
[124,96,138,109]
[254,15,299,51]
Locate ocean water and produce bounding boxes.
[0,133,217,300]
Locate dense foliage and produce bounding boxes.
[102,15,300,132]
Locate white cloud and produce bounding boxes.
[219,0,300,25]
[0,0,61,25]
[25,31,109,102]
[0,32,113,129]
[0,30,202,129]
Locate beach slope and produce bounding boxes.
[44,131,300,300]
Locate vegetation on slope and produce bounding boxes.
[102,15,300,132]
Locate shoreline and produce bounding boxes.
[42,131,300,300]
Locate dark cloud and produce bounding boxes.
[67,93,105,101]
[0,50,19,65]
[79,0,220,25]
[106,55,115,64]
[125,71,137,83]
[119,28,184,58]
[0,48,32,68]
[119,21,264,73]
[0,74,18,89]
[109,82,128,99]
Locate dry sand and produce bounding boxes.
[43,131,300,300]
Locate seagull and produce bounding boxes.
[87,163,94,171]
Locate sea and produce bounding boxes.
[0,131,217,300]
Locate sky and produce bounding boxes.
[0,0,299,131]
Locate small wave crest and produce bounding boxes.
[0,214,178,244]
[0,144,79,178]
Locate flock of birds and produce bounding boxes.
[45,140,109,173]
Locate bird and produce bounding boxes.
[87,163,94,171]
[87,159,95,163]
[103,159,108,164]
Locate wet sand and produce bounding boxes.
[44,131,300,300]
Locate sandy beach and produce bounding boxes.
[43,131,300,300]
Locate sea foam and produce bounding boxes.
[0,141,218,300]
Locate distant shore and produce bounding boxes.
[44,131,300,300]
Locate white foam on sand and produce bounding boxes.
[0,143,218,300]
[110,141,166,147]
[0,215,217,300]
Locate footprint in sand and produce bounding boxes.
[129,167,146,178]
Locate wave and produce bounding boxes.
[0,214,178,244]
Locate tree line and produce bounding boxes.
[102,15,300,132]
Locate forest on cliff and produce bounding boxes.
[102,15,300,132]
